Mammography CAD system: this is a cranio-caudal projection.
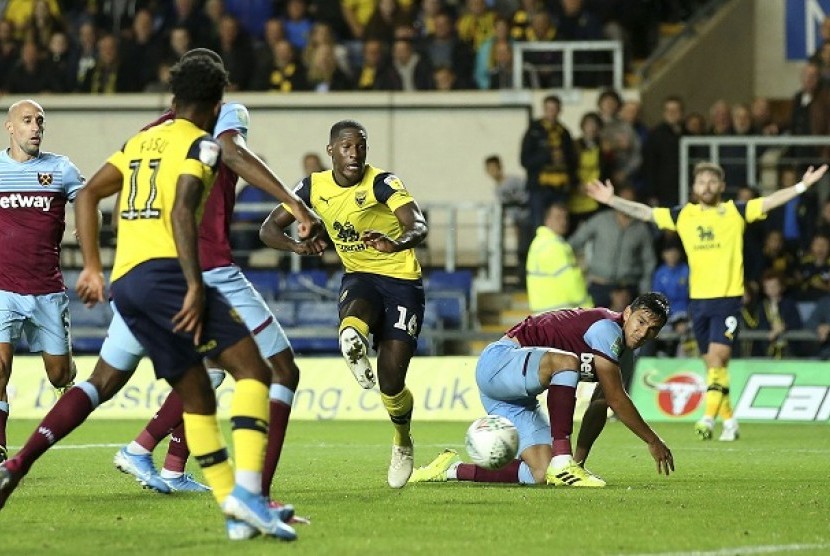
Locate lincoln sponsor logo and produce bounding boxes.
[643,371,706,416]
[0,193,53,211]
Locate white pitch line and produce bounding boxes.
[7,441,460,451]
[621,544,830,556]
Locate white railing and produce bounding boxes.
[512,40,624,91]
[678,136,830,204]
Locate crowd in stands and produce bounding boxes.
[497,51,830,360]
[0,0,703,94]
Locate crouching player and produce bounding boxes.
[409,293,675,486]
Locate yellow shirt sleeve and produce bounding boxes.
[652,207,677,230]
[745,197,767,223]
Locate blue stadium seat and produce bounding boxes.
[69,301,112,328]
[426,270,474,300]
[73,336,105,353]
[294,300,341,327]
[326,270,344,295]
[244,269,281,300]
[267,300,297,327]
[423,299,441,329]
[281,270,329,300]
[431,293,467,329]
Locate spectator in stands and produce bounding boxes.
[510,0,543,41]
[341,0,376,41]
[80,33,131,93]
[303,152,326,175]
[475,15,511,90]
[303,23,351,82]
[487,39,524,89]
[809,15,830,64]
[412,0,443,39]
[486,154,530,274]
[520,94,578,229]
[283,0,313,50]
[816,199,830,237]
[203,0,226,50]
[796,233,830,301]
[597,89,641,189]
[161,25,192,66]
[651,241,689,316]
[457,0,496,51]
[742,270,802,359]
[568,185,656,308]
[715,102,753,187]
[707,99,732,136]
[22,0,64,51]
[6,40,62,93]
[118,9,162,92]
[765,164,817,256]
[0,19,20,89]
[46,30,76,92]
[4,0,61,41]
[253,38,309,92]
[424,11,475,88]
[355,39,385,90]
[376,37,433,90]
[260,17,286,54]
[750,96,781,136]
[526,203,592,313]
[307,41,354,91]
[307,0,351,42]
[143,59,172,92]
[166,0,212,47]
[74,20,97,89]
[551,0,605,87]
[365,0,412,44]
[643,96,684,207]
[569,111,605,231]
[217,14,256,91]
[522,11,558,88]
[806,293,830,359]
[790,62,830,161]
[760,229,797,287]
[683,110,709,164]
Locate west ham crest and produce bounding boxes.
[38,172,53,186]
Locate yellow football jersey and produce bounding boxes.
[288,165,421,280]
[110,119,221,282]
[653,198,765,299]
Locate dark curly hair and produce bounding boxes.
[630,292,670,328]
[169,55,228,109]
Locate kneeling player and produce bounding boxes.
[409,293,674,486]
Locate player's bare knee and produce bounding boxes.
[45,357,75,387]
[538,351,578,384]
[269,350,300,389]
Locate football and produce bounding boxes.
[465,415,519,470]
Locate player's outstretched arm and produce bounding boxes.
[260,205,327,255]
[217,132,323,240]
[361,201,428,253]
[594,357,674,476]
[171,175,207,345]
[761,164,829,214]
[75,162,123,307]
[584,179,655,222]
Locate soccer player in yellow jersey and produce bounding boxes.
[260,120,429,488]
[584,161,827,442]
[0,56,295,541]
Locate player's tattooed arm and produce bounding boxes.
[171,175,207,343]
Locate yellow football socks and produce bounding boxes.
[340,316,370,340]
[183,412,234,504]
[230,379,270,492]
[381,387,414,446]
[704,366,730,419]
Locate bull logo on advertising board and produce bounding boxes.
[643,371,707,416]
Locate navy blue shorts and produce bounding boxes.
[338,271,425,349]
[688,296,742,354]
[111,259,250,381]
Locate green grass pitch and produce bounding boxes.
[2,420,830,555]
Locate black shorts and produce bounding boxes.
[688,296,742,354]
[111,259,250,381]
[338,271,425,349]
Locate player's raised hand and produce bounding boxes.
[294,235,328,256]
[584,179,616,205]
[801,164,829,187]
[76,267,106,307]
[361,230,398,253]
[647,438,675,476]
[173,284,205,345]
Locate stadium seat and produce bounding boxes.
[294,300,341,327]
[69,301,112,328]
[426,270,474,299]
[423,299,441,329]
[73,336,105,353]
[797,301,817,324]
[244,269,281,300]
[430,293,467,329]
[281,270,329,300]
